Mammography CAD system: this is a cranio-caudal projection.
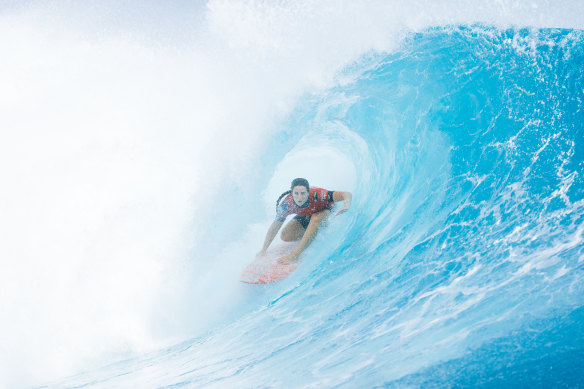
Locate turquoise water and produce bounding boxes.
[41,26,584,388]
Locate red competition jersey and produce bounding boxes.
[276,187,335,222]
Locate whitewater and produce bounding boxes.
[1,1,583,388]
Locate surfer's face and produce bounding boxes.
[292,185,309,206]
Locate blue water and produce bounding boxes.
[42,26,583,388]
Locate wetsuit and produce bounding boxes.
[276,187,335,229]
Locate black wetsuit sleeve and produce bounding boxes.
[275,203,286,222]
[275,190,291,222]
[328,191,335,202]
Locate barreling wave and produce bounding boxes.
[44,26,584,388]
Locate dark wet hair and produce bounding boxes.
[291,178,309,191]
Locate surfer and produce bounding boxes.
[258,178,352,265]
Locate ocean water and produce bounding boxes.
[1,2,583,389]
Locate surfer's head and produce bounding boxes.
[291,178,309,206]
[291,178,309,192]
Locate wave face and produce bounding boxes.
[43,27,584,388]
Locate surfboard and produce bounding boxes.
[240,241,299,284]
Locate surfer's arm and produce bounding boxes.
[259,219,284,255]
[333,191,352,215]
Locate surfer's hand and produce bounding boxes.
[336,206,349,216]
[256,249,267,258]
[278,254,296,265]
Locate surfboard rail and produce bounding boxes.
[240,242,299,284]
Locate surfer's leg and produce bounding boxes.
[303,210,330,238]
[291,210,330,255]
[280,218,305,242]
[277,210,331,264]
